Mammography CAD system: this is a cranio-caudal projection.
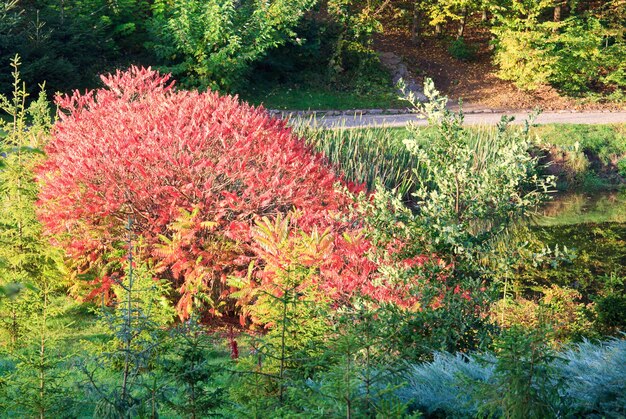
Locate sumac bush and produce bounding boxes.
[36,67,429,319]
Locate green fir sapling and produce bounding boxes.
[81,218,175,417]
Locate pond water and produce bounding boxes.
[536,190,626,226]
[528,190,626,295]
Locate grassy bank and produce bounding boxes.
[301,123,626,193]
[532,124,626,190]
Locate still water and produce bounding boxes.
[530,190,625,292]
[537,190,626,226]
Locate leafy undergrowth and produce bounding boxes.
[378,21,626,112]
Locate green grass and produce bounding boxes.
[303,124,625,195]
[241,83,406,110]
[531,124,626,190]
[0,297,106,354]
[531,124,626,163]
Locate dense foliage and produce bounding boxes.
[36,67,441,321]
[2,0,624,101]
[0,0,151,94]
[148,0,316,91]
[0,59,623,416]
[492,0,626,94]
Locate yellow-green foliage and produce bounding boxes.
[491,285,595,345]
[0,56,64,349]
[492,1,626,94]
[493,26,557,90]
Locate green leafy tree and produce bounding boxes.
[490,0,558,90]
[148,0,316,91]
[426,0,482,38]
[1,0,152,95]
[325,0,393,89]
[490,0,626,94]
[550,14,626,94]
[357,79,554,359]
[401,79,554,270]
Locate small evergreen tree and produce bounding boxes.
[304,303,410,418]
[474,325,564,419]
[0,55,68,417]
[0,55,57,350]
[229,213,332,416]
[6,276,71,417]
[161,317,230,418]
[81,219,175,417]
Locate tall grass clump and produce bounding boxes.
[296,123,419,197]
[396,352,495,417]
[560,338,626,417]
[296,116,551,204]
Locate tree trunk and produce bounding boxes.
[411,2,421,45]
[39,290,47,419]
[435,23,442,37]
[554,2,563,22]
[457,7,469,39]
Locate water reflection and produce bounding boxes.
[536,190,626,226]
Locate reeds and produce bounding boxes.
[296,121,418,197]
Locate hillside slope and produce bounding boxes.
[375,24,625,111]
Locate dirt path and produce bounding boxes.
[301,110,626,129]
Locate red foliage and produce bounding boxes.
[36,67,437,319]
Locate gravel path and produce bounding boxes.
[294,110,626,129]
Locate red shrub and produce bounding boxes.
[37,67,435,319]
[37,67,351,314]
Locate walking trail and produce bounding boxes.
[284,108,626,129]
[282,51,626,129]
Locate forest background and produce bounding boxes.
[1,0,625,109]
